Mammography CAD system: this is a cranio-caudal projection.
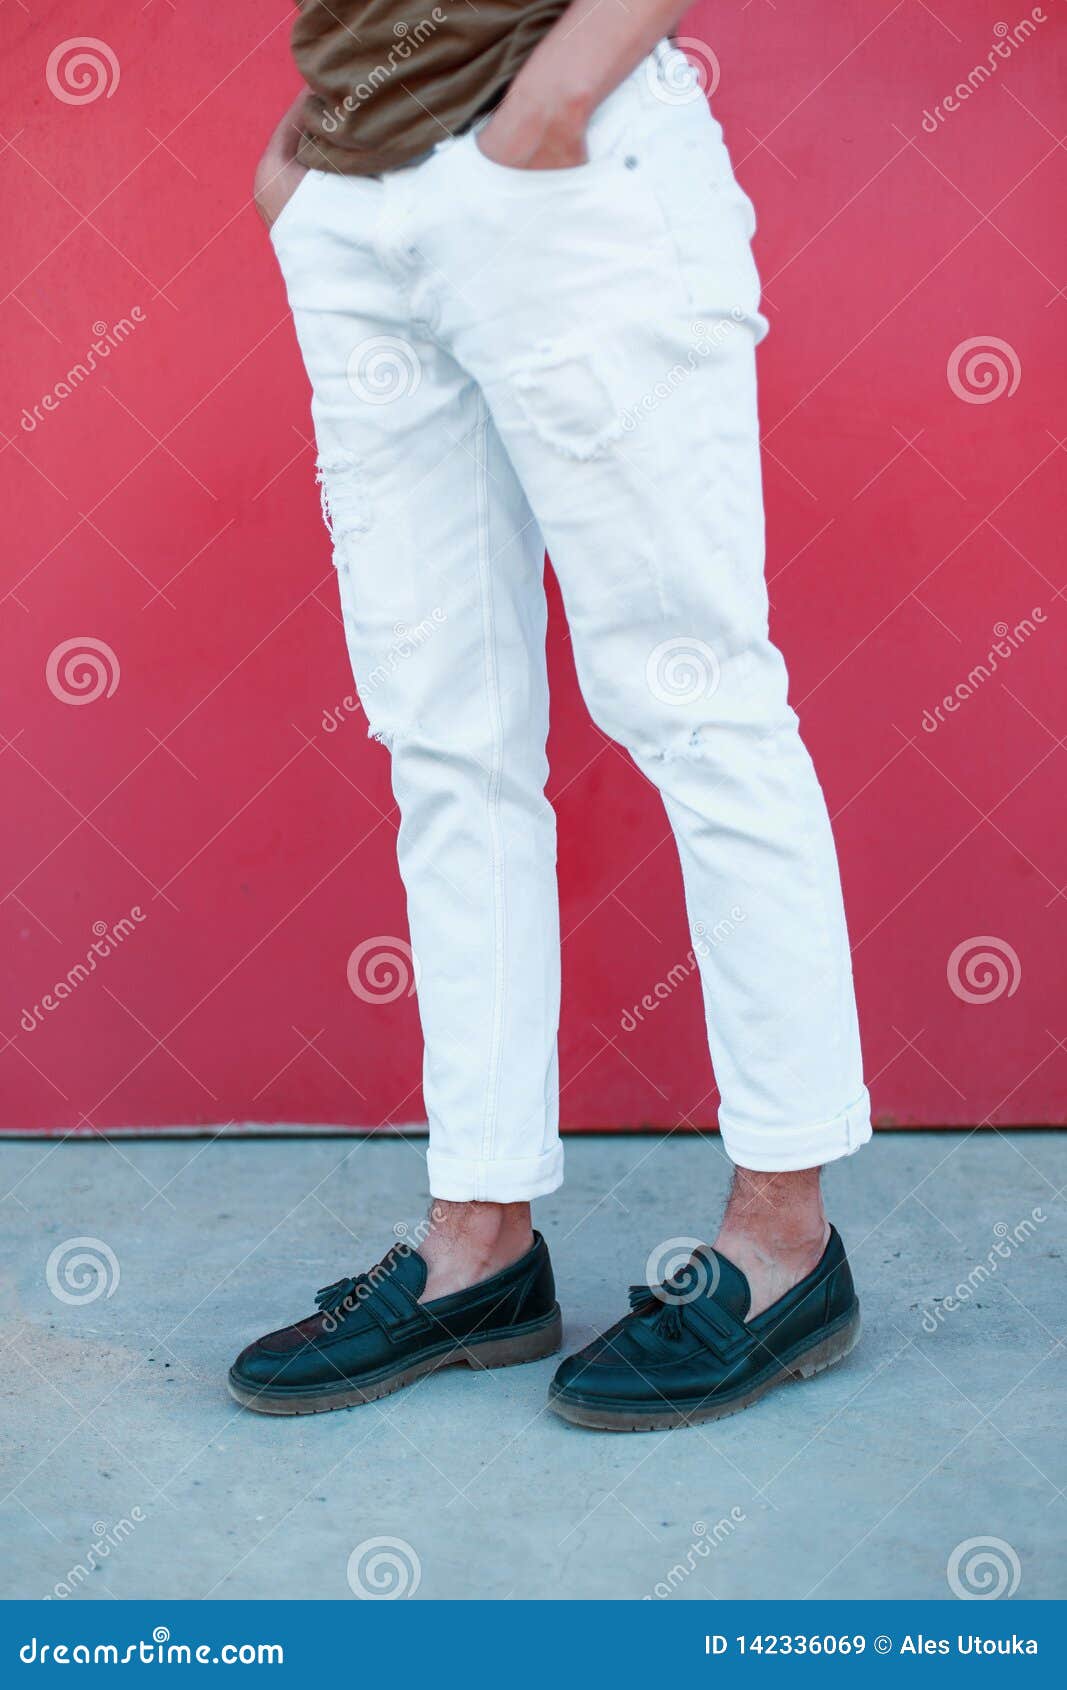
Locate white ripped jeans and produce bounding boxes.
[271,42,871,1200]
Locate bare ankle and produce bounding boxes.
[712,1165,830,1319]
[418,1199,533,1302]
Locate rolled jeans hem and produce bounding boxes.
[718,1089,872,1172]
[427,1143,565,1203]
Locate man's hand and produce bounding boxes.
[476,88,593,171]
[475,0,690,171]
[254,91,311,228]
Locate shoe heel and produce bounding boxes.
[791,1305,861,1380]
[463,1306,563,1370]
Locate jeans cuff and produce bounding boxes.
[427,1143,565,1203]
[717,1089,872,1172]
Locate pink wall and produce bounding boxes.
[2,2,1063,1134]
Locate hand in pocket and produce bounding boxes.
[475,88,590,171]
[254,155,310,230]
[253,91,313,229]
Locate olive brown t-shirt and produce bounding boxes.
[292,0,570,176]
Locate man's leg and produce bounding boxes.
[328,375,560,1292]
[426,55,870,1230]
[415,50,868,1423]
[230,171,564,1414]
[275,171,563,1207]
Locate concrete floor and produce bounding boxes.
[1,1131,1063,1601]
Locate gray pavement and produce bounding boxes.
[1,1130,1063,1601]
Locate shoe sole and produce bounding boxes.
[547,1302,861,1432]
[227,1305,563,1416]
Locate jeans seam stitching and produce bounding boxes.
[474,399,506,1170]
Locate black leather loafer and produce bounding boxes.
[229,1232,561,1415]
[548,1226,860,1431]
